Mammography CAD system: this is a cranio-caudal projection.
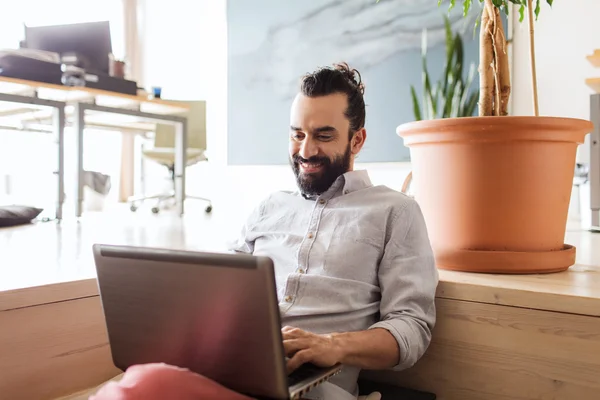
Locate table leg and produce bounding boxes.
[74,104,85,218]
[54,106,65,221]
[119,133,136,202]
[174,120,187,216]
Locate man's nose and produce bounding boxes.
[299,138,318,159]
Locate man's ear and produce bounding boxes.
[351,128,367,154]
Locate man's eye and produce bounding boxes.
[318,135,332,141]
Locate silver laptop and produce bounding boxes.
[92,244,342,400]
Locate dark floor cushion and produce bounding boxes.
[0,205,44,227]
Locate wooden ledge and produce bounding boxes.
[437,263,600,317]
[2,262,599,318]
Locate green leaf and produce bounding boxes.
[464,92,479,117]
[449,0,456,12]
[463,0,472,16]
[535,0,541,19]
[460,63,477,111]
[547,0,553,5]
[410,86,422,121]
[492,0,503,7]
[451,80,463,118]
[424,71,435,119]
[518,3,525,22]
[444,15,453,62]
[454,34,464,82]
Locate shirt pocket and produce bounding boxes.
[323,222,383,284]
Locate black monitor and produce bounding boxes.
[24,21,112,75]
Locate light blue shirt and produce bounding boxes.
[228,170,438,399]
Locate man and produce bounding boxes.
[228,62,438,399]
[91,63,438,400]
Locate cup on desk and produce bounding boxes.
[109,54,126,79]
[151,86,162,99]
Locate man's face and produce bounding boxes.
[289,93,366,196]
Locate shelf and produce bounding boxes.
[587,50,600,68]
[585,77,600,93]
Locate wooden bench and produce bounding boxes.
[1,262,599,399]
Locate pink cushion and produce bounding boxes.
[89,363,253,400]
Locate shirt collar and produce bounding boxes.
[301,170,373,201]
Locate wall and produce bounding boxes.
[141,0,228,166]
[511,0,600,164]
[227,0,480,165]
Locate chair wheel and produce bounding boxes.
[205,205,212,213]
[130,204,137,212]
[151,207,160,214]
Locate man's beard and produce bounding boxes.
[290,145,351,196]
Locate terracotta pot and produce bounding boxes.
[397,116,593,274]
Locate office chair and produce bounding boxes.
[128,101,212,214]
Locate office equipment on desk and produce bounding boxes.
[24,21,112,75]
[0,21,137,96]
[129,101,212,214]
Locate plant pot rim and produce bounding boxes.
[435,244,576,274]
[397,115,593,145]
[397,115,593,135]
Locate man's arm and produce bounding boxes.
[368,199,438,370]
[284,199,438,372]
[282,326,399,373]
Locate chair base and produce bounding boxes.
[129,190,212,214]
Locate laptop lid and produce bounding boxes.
[92,244,290,400]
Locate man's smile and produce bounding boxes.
[299,160,324,174]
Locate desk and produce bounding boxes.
[0,76,190,218]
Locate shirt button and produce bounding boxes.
[298,268,305,274]
[284,296,293,302]
[344,190,349,194]
[319,199,326,205]
[307,232,314,239]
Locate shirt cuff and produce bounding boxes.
[368,318,422,371]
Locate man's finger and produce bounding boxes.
[282,338,309,356]
[281,327,306,339]
[286,349,312,374]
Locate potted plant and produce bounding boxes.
[395,0,594,274]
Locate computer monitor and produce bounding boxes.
[24,20,112,75]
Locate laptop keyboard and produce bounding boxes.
[287,363,325,387]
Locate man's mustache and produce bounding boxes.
[292,154,330,166]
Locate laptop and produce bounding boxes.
[92,244,342,400]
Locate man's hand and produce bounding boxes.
[282,326,343,373]
[282,326,400,373]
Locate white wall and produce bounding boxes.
[141,0,228,166]
[511,0,600,164]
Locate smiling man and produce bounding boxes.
[229,62,439,399]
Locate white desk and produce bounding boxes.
[0,76,191,219]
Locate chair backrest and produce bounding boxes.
[153,100,206,150]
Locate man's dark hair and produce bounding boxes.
[300,62,366,138]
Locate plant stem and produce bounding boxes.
[479,2,494,116]
[527,0,539,116]
[492,5,510,116]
